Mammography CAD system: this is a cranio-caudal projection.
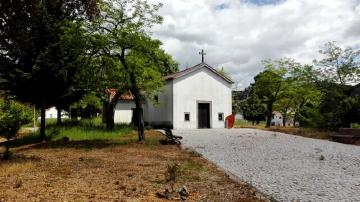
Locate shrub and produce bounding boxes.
[0,99,32,159]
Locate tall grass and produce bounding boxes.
[8,118,134,147]
[235,119,266,128]
[45,118,133,141]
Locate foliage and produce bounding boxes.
[314,42,360,85]
[70,92,102,119]
[239,86,266,125]
[0,0,98,140]
[311,82,359,129]
[0,99,32,159]
[277,64,323,126]
[253,59,292,127]
[88,0,178,139]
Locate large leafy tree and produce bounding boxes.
[274,64,323,127]
[239,86,266,125]
[0,0,98,140]
[314,42,360,85]
[88,0,178,140]
[254,59,291,127]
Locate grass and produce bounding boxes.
[3,118,135,148]
[0,119,267,201]
[235,120,267,129]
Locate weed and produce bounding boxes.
[165,163,180,192]
[190,150,202,157]
[13,178,22,188]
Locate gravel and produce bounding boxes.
[174,128,360,202]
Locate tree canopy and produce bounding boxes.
[0,0,98,140]
[87,0,178,140]
[241,43,359,130]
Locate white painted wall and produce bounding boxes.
[45,107,69,119]
[143,81,173,128]
[114,101,135,124]
[271,112,283,127]
[172,68,232,129]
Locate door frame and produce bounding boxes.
[197,101,212,129]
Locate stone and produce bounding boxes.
[178,186,189,197]
[176,128,360,202]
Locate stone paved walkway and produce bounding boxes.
[174,129,360,202]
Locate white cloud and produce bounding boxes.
[150,0,360,89]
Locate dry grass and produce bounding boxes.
[266,127,333,140]
[234,120,336,140]
[0,131,267,202]
[235,124,333,139]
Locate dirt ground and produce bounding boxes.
[235,125,360,146]
[0,132,268,202]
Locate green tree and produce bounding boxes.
[239,86,266,125]
[275,64,323,127]
[254,59,291,127]
[0,1,97,140]
[0,98,32,160]
[314,42,360,85]
[70,92,101,119]
[88,0,178,140]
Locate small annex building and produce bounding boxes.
[114,63,234,129]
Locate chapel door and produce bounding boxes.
[198,103,210,128]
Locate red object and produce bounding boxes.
[225,114,235,129]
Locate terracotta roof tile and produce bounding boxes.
[106,89,134,101]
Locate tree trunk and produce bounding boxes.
[283,113,286,127]
[265,102,273,128]
[56,106,62,125]
[252,120,255,126]
[118,52,145,141]
[40,102,46,141]
[3,135,11,160]
[102,102,107,124]
[133,91,145,141]
[104,102,115,130]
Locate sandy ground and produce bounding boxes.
[0,132,267,202]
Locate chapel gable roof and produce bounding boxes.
[164,63,234,84]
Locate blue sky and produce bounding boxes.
[151,0,360,89]
[246,0,282,5]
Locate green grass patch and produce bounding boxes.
[5,118,136,148]
[48,125,132,141]
[45,118,133,141]
[4,118,167,150]
[235,119,266,128]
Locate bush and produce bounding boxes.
[0,99,32,159]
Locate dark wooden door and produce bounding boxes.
[198,103,210,128]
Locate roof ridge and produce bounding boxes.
[164,63,234,84]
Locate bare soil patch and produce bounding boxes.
[235,125,360,145]
[0,131,267,201]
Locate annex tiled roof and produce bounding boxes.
[164,63,234,84]
[106,89,134,100]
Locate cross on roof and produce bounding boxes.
[199,49,206,63]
